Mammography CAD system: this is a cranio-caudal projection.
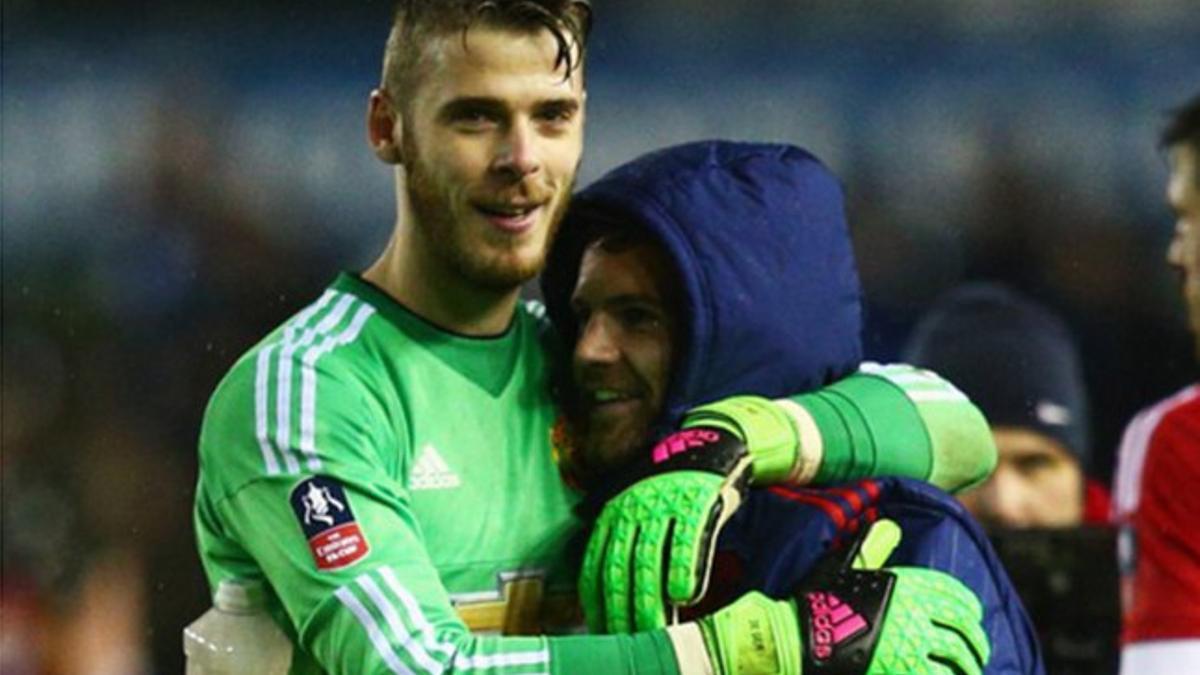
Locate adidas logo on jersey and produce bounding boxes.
[411,444,461,491]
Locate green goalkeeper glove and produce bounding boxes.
[670,519,991,675]
[580,426,754,633]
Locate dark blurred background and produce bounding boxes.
[3,1,1199,672]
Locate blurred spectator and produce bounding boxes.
[1113,91,1200,674]
[903,282,1108,529]
[902,281,1119,674]
[1,81,334,673]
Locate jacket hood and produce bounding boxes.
[542,140,862,431]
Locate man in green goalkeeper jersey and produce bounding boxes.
[194,2,991,673]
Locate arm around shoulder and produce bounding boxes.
[685,364,996,492]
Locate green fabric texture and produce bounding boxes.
[549,631,681,675]
[337,273,523,397]
[683,395,800,483]
[799,372,934,485]
[908,395,996,493]
[858,364,997,492]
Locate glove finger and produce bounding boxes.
[851,518,902,571]
[920,577,988,663]
[665,491,720,607]
[931,598,988,667]
[939,611,990,669]
[928,623,985,675]
[632,514,672,631]
[924,663,964,675]
[898,567,984,623]
[580,516,612,634]
[602,509,640,634]
[898,569,990,669]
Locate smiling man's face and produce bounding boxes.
[395,24,585,289]
[569,236,679,473]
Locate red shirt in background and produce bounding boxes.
[1112,384,1200,645]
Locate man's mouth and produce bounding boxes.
[592,388,634,404]
[583,388,644,416]
[473,201,544,233]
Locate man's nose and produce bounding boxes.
[492,122,541,181]
[575,315,620,365]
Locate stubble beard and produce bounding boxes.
[403,134,576,292]
[574,402,652,480]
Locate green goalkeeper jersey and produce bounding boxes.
[194,273,681,675]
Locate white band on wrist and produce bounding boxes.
[666,623,716,675]
[774,398,822,485]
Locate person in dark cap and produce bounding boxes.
[904,282,1110,529]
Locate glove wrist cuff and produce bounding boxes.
[698,594,803,675]
[684,396,800,484]
[648,427,751,480]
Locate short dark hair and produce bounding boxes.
[382,0,592,107]
[1160,92,1200,156]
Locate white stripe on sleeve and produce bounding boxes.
[452,651,551,670]
[299,303,376,471]
[378,567,456,659]
[357,575,447,674]
[376,567,551,672]
[276,292,354,474]
[334,586,414,675]
[255,344,281,475]
[906,388,969,403]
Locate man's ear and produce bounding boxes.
[367,88,404,165]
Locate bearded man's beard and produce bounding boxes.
[403,134,575,291]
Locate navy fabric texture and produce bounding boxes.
[542,141,1043,673]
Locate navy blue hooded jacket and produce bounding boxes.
[541,141,1043,673]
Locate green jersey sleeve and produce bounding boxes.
[683,362,997,493]
[786,362,997,492]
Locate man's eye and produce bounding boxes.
[452,109,499,128]
[1012,454,1056,475]
[535,103,577,125]
[618,307,661,329]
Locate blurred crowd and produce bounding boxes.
[3,92,336,671]
[3,1,1199,673]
